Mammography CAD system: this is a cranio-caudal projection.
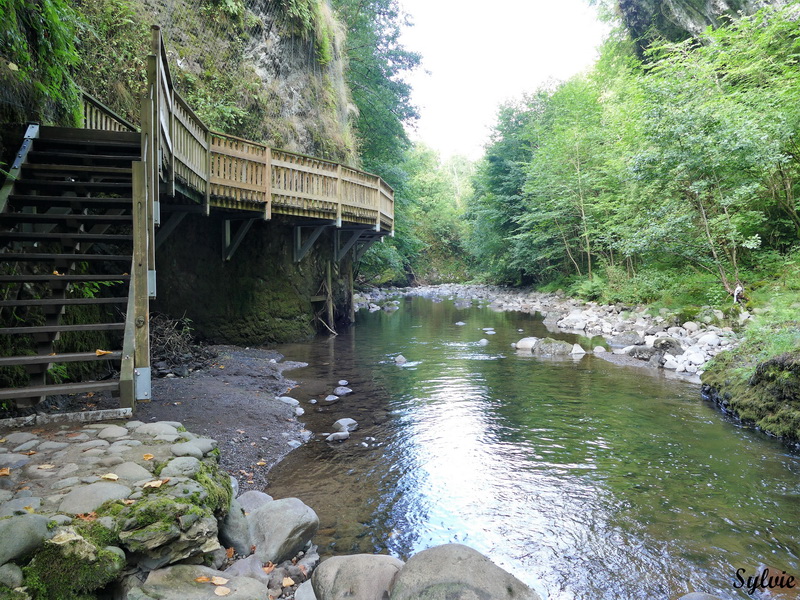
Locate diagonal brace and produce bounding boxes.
[335,230,364,262]
[294,225,328,262]
[223,218,257,261]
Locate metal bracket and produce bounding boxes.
[147,270,157,298]
[293,224,330,262]
[223,218,257,261]
[335,230,364,262]
[134,367,152,400]
[0,122,39,214]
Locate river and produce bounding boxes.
[267,295,800,600]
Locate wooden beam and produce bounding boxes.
[155,211,187,250]
[293,224,329,262]
[335,230,363,262]
[223,218,257,261]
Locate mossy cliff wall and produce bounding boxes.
[153,214,353,344]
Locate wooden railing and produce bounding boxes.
[146,26,394,232]
[81,93,138,133]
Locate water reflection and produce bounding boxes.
[268,297,800,599]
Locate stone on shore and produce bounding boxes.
[0,514,51,565]
[312,554,404,600]
[295,580,318,600]
[248,497,319,564]
[160,456,202,478]
[236,490,273,513]
[139,564,269,599]
[59,481,132,514]
[389,544,541,600]
[219,498,252,556]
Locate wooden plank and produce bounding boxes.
[0,323,125,335]
[0,381,120,401]
[131,162,150,372]
[0,352,122,367]
[210,144,267,162]
[0,298,127,308]
[1,253,131,262]
[23,163,132,174]
[0,275,129,283]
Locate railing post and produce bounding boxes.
[264,146,272,220]
[335,164,342,227]
[205,130,212,216]
[132,162,151,401]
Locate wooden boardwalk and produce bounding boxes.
[0,25,393,410]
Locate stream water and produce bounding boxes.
[267,296,800,600]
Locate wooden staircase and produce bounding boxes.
[0,126,139,409]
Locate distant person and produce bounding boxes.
[733,282,744,304]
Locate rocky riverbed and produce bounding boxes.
[355,283,749,384]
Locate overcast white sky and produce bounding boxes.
[397,0,610,160]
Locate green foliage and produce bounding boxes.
[0,0,82,124]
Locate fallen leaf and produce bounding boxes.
[211,576,228,585]
[143,479,164,489]
[250,545,256,553]
[53,270,62,276]
[31,429,44,434]
[142,453,154,461]
[23,506,35,513]
[66,432,82,438]
[95,349,113,356]
[247,480,254,484]
[256,461,266,466]
[122,499,136,505]
[76,512,97,521]
[23,450,36,456]
[226,547,234,559]
[0,468,10,477]
[8,62,18,71]
[214,587,231,597]
[298,564,308,577]
[262,562,275,574]
[282,576,295,587]
[0,438,6,444]
[101,473,119,481]
[219,365,225,369]
[194,576,211,583]
[37,464,55,470]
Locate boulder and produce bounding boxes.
[0,514,51,565]
[570,344,586,355]
[219,498,252,556]
[697,332,721,347]
[59,481,132,514]
[389,544,540,600]
[312,554,404,600]
[247,498,319,564]
[333,418,358,433]
[653,337,684,356]
[515,337,539,351]
[237,490,273,513]
[628,346,658,360]
[141,564,269,599]
[608,331,642,347]
[532,338,573,356]
[0,563,23,589]
[295,580,318,600]
[394,355,407,364]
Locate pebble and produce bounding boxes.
[333,386,352,396]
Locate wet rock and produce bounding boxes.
[333,418,358,433]
[571,344,586,355]
[338,380,348,386]
[224,553,270,584]
[59,481,132,514]
[533,338,573,356]
[279,396,300,407]
[515,337,539,351]
[389,544,540,600]
[333,386,352,396]
[312,554,404,600]
[593,346,606,353]
[0,514,51,565]
[324,395,339,403]
[394,355,407,364]
[477,339,489,346]
[325,431,350,442]
[248,497,319,564]
[4,432,37,445]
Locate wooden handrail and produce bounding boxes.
[81,92,138,132]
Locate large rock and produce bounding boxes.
[532,338,573,356]
[248,497,319,564]
[653,337,684,356]
[237,490,273,513]
[220,498,252,556]
[389,544,540,600]
[59,481,132,514]
[0,514,51,565]
[141,564,269,599]
[312,554,404,600]
[608,331,642,347]
[515,337,539,351]
[332,418,358,433]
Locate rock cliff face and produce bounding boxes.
[616,0,787,53]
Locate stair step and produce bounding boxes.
[8,195,133,209]
[38,126,140,146]
[0,274,130,283]
[13,180,132,191]
[0,351,123,367]
[1,253,131,262]
[0,380,120,401]
[22,164,133,175]
[0,297,127,308]
[29,151,139,164]
[2,213,131,224]
[0,323,125,335]
[0,232,133,243]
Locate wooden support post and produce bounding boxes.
[265,147,272,220]
[326,261,335,335]
[347,258,355,324]
[132,162,151,401]
[205,130,211,216]
[335,164,342,227]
